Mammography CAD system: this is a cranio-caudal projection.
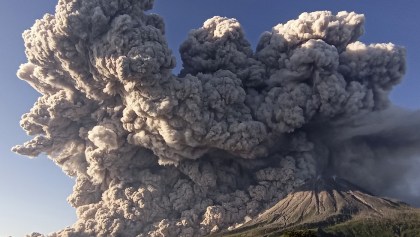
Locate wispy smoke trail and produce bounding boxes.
[13,0,417,236]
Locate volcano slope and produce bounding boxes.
[213,177,420,237]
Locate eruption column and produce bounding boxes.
[14,1,416,236]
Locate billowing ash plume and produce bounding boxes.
[13,0,419,236]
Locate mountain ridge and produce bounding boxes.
[210,176,420,237]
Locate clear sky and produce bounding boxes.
[1,0,419,236]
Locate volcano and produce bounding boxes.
[13,0,420,235]
[214,177,420,237]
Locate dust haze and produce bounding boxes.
[13,0,419,236]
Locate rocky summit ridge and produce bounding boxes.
[213,176,420,237]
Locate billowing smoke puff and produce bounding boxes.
[13,0,419,236]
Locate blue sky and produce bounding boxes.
[1,0,419,236]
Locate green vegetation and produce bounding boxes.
[213,211,420,237]
[323,211,420,237]
[281,230,318,237]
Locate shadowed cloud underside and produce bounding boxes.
[13,0,420,236]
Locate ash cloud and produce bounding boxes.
[12,0,418,236]
[323,107,420,206]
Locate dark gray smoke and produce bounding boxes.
[13,0,417,236]
[324,107,420,206]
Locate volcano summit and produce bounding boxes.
[13,0,420,236]
[219,176,420,236]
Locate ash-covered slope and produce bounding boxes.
[249,176,406,227]
[14,0,420,235]
[220,176,419,236]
